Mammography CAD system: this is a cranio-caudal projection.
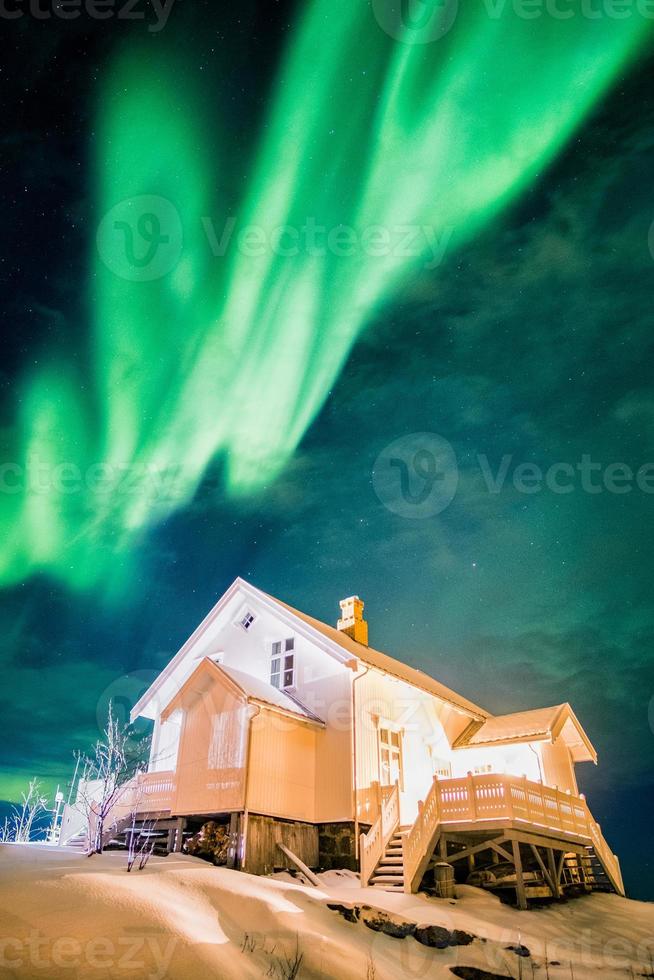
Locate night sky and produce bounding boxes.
[2,1,654,898]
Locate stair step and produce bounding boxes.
[380,857,403,865]
[371,875,405,885]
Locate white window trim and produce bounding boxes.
[270,636,296,690]
[377,721,404,791]
[236,609,257,632]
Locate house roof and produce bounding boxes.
[270,590,489,720]
[160,658,324,726]
[453,702,597,763]
[131,577,488,723]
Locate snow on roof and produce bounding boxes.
[218,664,324,723]
[454,703,597,762]
[160,658,324,726]
[269,591,488,720]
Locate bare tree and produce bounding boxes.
[76,701,148,855]
[3,779,50,843]
[0,817,10,843]
[126,815,158,872]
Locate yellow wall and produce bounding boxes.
[312,670,354,822]
[172,681,249,815]
[247,709,317,822]
[540,738,578,794]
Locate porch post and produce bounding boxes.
[512,839,528,910]
[547,847,561,898]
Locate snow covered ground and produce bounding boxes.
[0,843,653,979]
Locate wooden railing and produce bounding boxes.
[105,770,177,826]
[437,773,590,836]
[586,811,624,895]
[402,774,442,893]
[400,773,624,895]
[359,782,400,886]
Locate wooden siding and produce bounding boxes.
[311,670,353,822]
[172,678,249,815]
[540,739,578,795]
[243,813,319,875]
[246,708,317,822]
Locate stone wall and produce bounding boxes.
[318,821,359,871]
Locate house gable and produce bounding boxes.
[453,702,597,764]
[131,578,489,726]
[131,578,356,723]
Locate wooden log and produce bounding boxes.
[277,843,321,887]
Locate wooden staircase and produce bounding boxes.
[369,831,405,890]
[61,829,88,851]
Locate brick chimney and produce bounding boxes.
[337,595,368,646]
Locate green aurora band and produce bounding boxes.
[1,0,650,592]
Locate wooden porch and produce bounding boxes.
[360,772,624,904]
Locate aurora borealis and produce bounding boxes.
[1,0,650,591]
[2,0,654,896]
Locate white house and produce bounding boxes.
[62,578,623,904]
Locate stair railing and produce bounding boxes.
[359,781,400,886]
[402,774,442,893]
[583,804,624,895]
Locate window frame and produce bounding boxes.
[378,723,404,791]
[238,610,256,632]
[270,636,296,690]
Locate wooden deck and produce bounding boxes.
[362,772,624,901]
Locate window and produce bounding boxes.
[379,726,403,789]
[239,610,256,631]
[473,763,493,775]
[271,637,295,689]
